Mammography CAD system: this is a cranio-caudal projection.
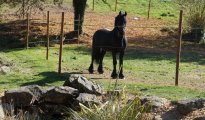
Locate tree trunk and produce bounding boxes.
[73,0,87,34]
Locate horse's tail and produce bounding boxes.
[92,47,102,64]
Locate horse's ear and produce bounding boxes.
[119,11,122,15]
[124,12,127,16]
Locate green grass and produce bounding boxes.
[96,79,205,101]
[0,44,205,100]
[86,0,179,19]
[0,0,179,20]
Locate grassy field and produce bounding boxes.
[0,44,205,100]
[0,0,204,101]
[0,0,179,19]
[87,0,178,18]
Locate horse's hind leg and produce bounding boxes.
[98,50,106,74]
[119,51,125,79]
[88,51,95,74]
[111,51,118,79]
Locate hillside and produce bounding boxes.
[0,0,179,19]
[87,0,178,18]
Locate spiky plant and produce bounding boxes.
[69,90,150,120]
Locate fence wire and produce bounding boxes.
[0,11,204,46]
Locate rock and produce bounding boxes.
[0,66,10,74]
[176,98,205,115]
[154,115,162,120]
[4,85,46,107]
[0,105,5,119]
[39,104,68,118]
[4,88,36,107]
[77,93,101,106]
[42,86,79,105]
[21,85,46,102]
[63,74,103,95]
[140,96,171,109]
[133,17,140,20]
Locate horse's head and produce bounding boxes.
[114,11,127,38]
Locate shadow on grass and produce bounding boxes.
[0,19,55,49]
[66,45,205,65]
[20,71,85,86]
[125,49,205,65]
[0,19,40,49]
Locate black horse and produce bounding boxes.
[88,11,127,79]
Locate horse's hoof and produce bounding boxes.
[88,70,94,74]
[111,73,118,79]
[98,68,104,74]
[119,75,125,79]
[111,76,118,79]
[88,67,94,74]
[98,70,104,74]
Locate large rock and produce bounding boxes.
[140,96,171,109]
[63,74,103,95]
[77,93,101,106]
[177,98,205,115]
[4,88,36,107]
[0,105,5,119]
[21,85,46,102]
[39,104,68,118]
[0,66,11,74]
[4,85,46,107]
[154,115,162,120]
[42,86,79,105]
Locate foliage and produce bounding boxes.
[69,90,150,120]
[18,0,45,15]
[53,0,64,6]
[0,0,45,17]
[175,0,205,42]
[187,0,205,43]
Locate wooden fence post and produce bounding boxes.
[46,11,50,60]
[175,10,183,86]
[115,0,118,11]
[22,0,25,19]
[93,0,95,11]
[78,14,80,44]
[147,0,151,20]
[58,12,64,74]
[26,13,29,49]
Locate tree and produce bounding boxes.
[0,0,45,18]
[73,0,87,34]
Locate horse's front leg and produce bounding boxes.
[98,50,106,74]
[119,51,125,79]
[111,51,118,79]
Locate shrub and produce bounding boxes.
[176,0,205,43]
[187,0,205,43]
[69,90,150,120]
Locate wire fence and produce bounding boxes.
[0,10,205,88]
[0,0,176,19]
[1,11,204,48]
[90,0,178,20]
